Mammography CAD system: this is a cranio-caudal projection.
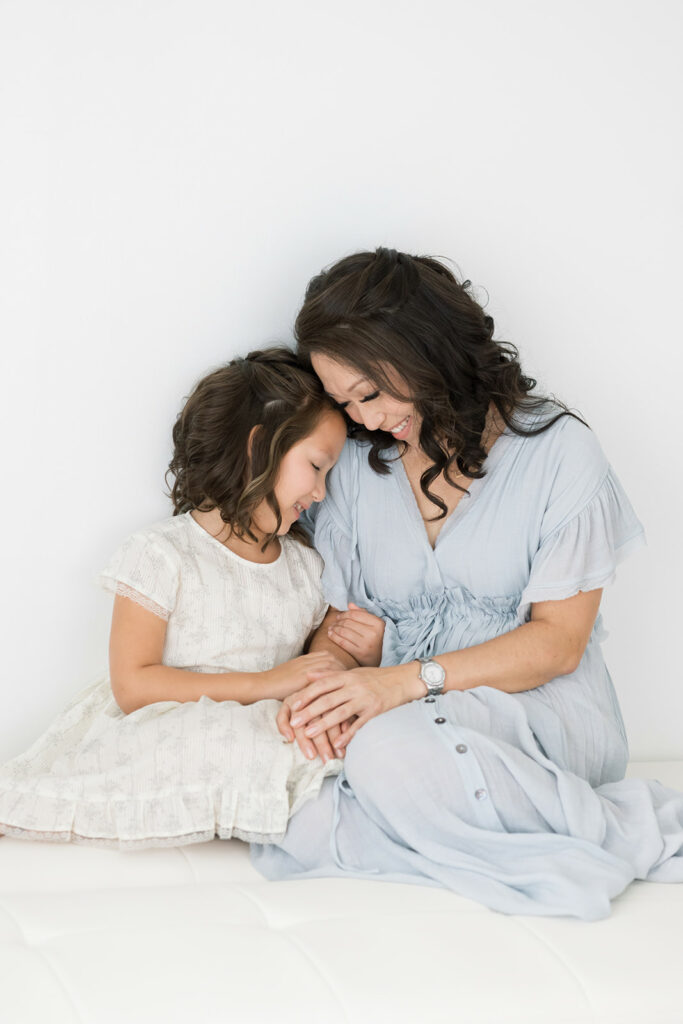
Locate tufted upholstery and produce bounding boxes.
[2,761,683,1024]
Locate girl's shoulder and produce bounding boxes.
[103,513,201,577]
[280,532,324,575]
[117,512,195,552]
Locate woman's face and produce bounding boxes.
[311,353,421,447]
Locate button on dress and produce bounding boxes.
[252,408,683,918]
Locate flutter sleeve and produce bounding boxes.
[98,528,180,621]
[312,442,382,615]
[517,418,646,623]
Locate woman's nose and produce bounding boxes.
[356,407,385,431]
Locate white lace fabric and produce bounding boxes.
[101,580,171,621]
[0,513,338,848]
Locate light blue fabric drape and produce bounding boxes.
[252,409,683,918]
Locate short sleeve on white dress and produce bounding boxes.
[518,419,645,621]
[99,529,180,621]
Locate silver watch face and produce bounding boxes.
[422,661,445,685]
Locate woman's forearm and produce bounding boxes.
[290,592,602,747]
[439,619,581,694]
[396,617,589,703]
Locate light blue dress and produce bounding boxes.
[252,407,683,918]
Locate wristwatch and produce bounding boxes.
[417,657,446,697]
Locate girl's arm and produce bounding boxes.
[305,606,361,667]
[109,594,347,715]
[286,589,603,747]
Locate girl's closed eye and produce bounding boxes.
[311,463,320,472]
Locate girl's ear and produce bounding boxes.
[247,424,262,459]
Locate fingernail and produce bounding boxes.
[290,717,302,727]
[335,748,344,758]
[321,753,329,763]
[306,747,315,759]
[304,726,318,737]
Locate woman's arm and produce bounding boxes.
[287,589,603,747]
[109,594,347,715]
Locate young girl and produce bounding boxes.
[0,347,350,848]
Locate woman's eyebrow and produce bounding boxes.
[325,377,368,400]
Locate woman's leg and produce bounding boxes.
[253,690,683,918]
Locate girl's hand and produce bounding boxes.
[287,664,415,751]
[327,603,386,667]
[277,693,352,763]
[262,651,348,701]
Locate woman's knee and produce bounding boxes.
[343,703,433,802]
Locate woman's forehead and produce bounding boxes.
[310,353,367,396]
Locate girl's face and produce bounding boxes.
[253,408,347,536]
[310,353,421,448]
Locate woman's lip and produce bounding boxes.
[389,415,411,439]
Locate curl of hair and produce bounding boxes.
[166,347,337,549]
[295,247,585,521]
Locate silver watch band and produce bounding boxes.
[417,657,446,697]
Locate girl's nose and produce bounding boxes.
[311,480,326,502]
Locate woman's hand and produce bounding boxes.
[287,664,418,751]
[261,651,349,702]
[277,694,353,763]
[326,603,386,667]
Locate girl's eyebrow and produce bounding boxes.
[312,448,338,464]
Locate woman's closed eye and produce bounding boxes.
[337,390,380,410]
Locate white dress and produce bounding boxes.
[0,512,341,849]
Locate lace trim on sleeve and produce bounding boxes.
[101,578,171,621]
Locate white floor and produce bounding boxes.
[1,761,682,1024]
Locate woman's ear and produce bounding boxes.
[247,424,261,459]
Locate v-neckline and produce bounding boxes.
[393,429,516,553]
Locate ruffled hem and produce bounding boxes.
[0,823,284,848]
[517,468,646,623]
[0,679,341,851]
[0,761,339,851]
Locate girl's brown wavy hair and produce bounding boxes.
[295,247,585,521]
[166,347,337,549]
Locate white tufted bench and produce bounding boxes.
[2,761,682,1024]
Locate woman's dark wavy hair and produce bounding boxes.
[166,347,338,549]
[295,247,585,521]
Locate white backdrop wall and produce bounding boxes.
[1,0,681,761]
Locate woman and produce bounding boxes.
[251,248,683,918]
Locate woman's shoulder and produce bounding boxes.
[512,401,606,468]
[509,402,612,516]
[323,437,368,499]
